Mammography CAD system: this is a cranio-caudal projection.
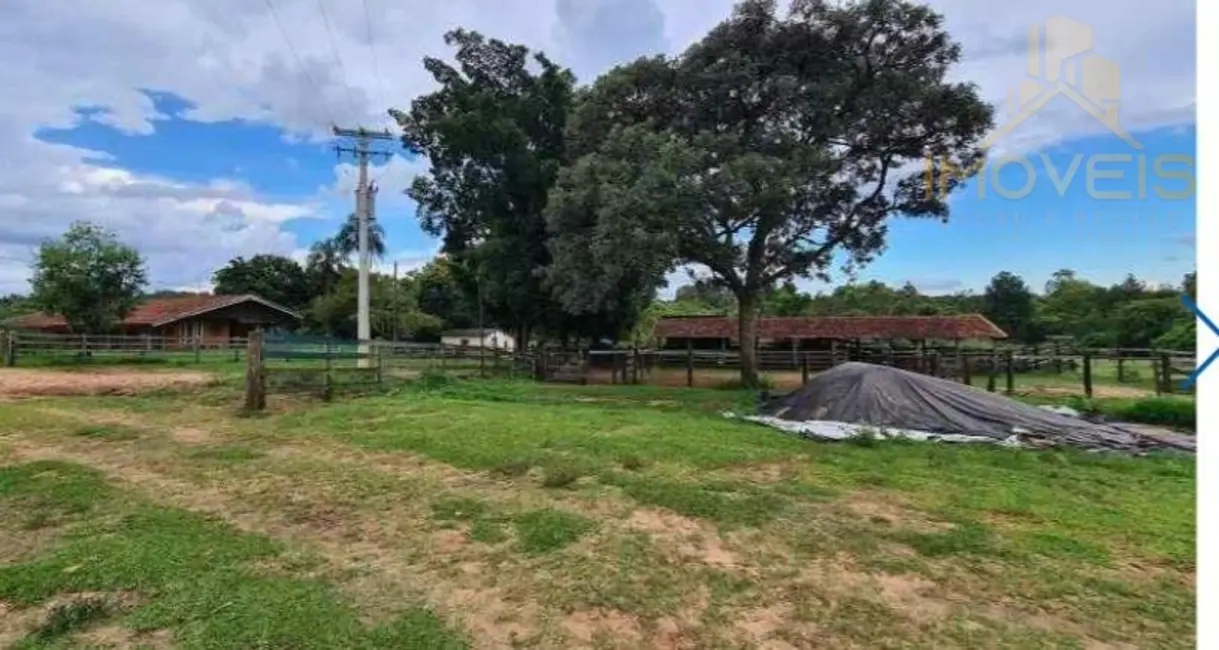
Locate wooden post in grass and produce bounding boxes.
[801,353,810,385]
[322,339,333,400]
[1005,350,1015,395]
[986,352,997,392]
[1117,356,1126,383]
[193,336,201,364]
[1161,353,1173,394]
[1152,356,1163,396]
[243,330,265,411]
[686,339,694,387]
[1082,353,1093,399]
[1,330,12,367]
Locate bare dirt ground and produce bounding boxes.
[1019,384,1155,399]
[0,368,216,397]
[585,367,808,389]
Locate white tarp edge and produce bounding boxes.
[730,413,1025,446]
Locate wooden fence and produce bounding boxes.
[1,330,247,367]
[239,330,1197,410]
[584,346,1196,397]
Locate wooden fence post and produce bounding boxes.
[1082,353,1093,399]
[686,340,694,387]
[375,343,385,384]
[1152,356,1163,396]
[1116,356,1125,383]
[1005,350,1015,395]
[1,330,11,367]
[1161,353,1173,394]
[960,353,972,386]
[829,340,838,367]
[243,331,265,411]
[193,336,201,364]
[322,340,333,400]
[986,352,997,392]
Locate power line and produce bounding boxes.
[314,0,359,118]
[263,0,337,128]
[360,0,394,132]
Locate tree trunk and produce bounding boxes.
[737,294,760,388]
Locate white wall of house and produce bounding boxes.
[440,329,515,351]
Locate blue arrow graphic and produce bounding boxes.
[1181,293,1218,390]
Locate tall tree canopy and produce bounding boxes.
[30,221,147,333]
[983,271,1038,342]
[546,0,994,384]
[212,254,313,311]
[393,29,579,346]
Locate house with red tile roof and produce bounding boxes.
[4,294,301,342]
[655,314,1007,349]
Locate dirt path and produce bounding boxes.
[2,405,1144,649]
[0,368,215,397]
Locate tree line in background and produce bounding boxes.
[0,219,1195,356]
[0,0,1196,384]
[653,270,1197,351]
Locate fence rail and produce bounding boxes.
[1,330,247,366]
[234,330,1197,410]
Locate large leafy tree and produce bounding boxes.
[392,29,578,347]
[212,254,313,311]
[305,239,346,297]
[412,257,476,330]
[30,221,147,333]
[546,0,994,385]
[983,271,1039,342]
[309,268,441,339]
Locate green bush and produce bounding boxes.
[1066,396,1195,431]
[1110,398,1195,430]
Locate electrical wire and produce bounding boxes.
[263,0,338,128]
[314,0,360,119]
[359,0,395,132]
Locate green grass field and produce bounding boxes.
[0,372,1195,648]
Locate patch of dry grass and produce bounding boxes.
[0,381,1195,648]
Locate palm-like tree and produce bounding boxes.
[305,238,345,296]
[333,213,387,260]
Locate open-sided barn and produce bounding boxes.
[655,314,1007,351]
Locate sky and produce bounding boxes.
[0,0,1197,297]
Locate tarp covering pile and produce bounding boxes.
[751,362,1194,454]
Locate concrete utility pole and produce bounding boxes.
[333,126,392,365]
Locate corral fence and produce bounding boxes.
[245,331,542,409]
[582,344,1196,397]
[1,329,247,367]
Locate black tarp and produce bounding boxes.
[757,362,1194,453]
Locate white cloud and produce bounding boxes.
[0,0,1195,295]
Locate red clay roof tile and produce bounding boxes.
[4,294,293,330]
[655,314,1008,340]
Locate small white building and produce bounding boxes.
[440,328,515,351]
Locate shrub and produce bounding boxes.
[1109,398,1195,430]
[540,463,583,489]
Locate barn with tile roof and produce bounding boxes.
[4,294,300,342]
[655,314,1007,350]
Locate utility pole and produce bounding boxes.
[392,260,399,343]
[333,126,393,366]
